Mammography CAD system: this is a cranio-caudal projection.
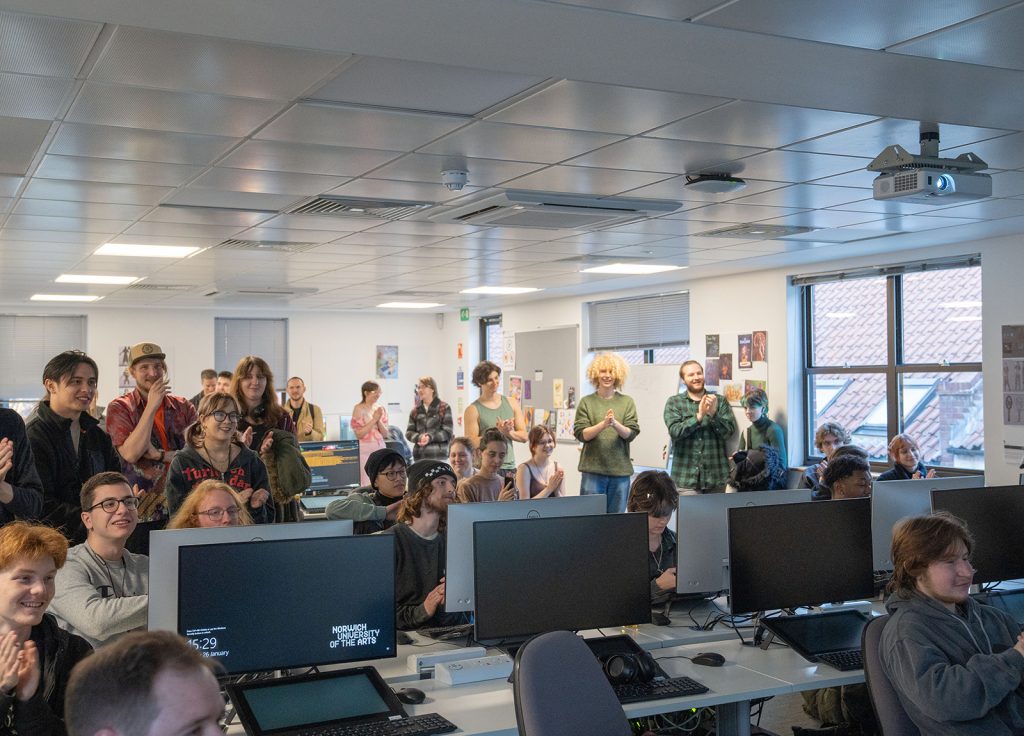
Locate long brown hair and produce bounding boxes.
[397,476,448,533]
[185,392,243,448]
[230,355,283,426]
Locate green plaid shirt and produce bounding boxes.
[663,392,736,490]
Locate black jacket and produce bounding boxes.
[0,408,44,523]
[25,401,120,542]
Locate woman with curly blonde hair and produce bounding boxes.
[166,479,252,529]
[572,352,640,512]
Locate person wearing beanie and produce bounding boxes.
[728,445,788,492]
[325,448,407,534]
[387,460,468,630]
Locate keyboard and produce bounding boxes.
[816,649,863,671]
[417,624,473,641]
[296,713,457,736]
[613,675,709,704]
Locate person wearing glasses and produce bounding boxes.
[326,448,407,534]
[165,393,273,524]
[166,480,252,529]
[49,472,149,649]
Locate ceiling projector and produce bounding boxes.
[872,168,992,203]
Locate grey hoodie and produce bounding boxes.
[881,592,1024,735]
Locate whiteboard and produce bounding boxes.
[625,364,683,469]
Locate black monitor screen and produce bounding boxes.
[302,440,360,492]
[728,498,874,615]
[472,513,650,642]
[931,485,1024,584]
[177,535,395,674]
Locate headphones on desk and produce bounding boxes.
[601,650,658,685]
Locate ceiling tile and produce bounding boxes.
[142,206,274,228]
[219,140,401,177]
[620,175,788,203]
[0,175,21,197]
[332,232,448,247]
[49,123,237,165]
[258,104,466,149]
[369,153,543,187]
[4,214,131,233]
[893,4,1024,71]
[0,72,74,120]
[122,221,245,240]
[536,0,721,21]
[502,164,671,196]
[755,210,886,229]
[926,197,1024,220]
[989,171,1024,197]
[943,132,1024,171]
[785,118,1012,158]
[254,214,378,233]
[726,150,869,183]
[161,189,302,212]
[326,178,476,203]
[568,137,765,174]
[420,121,625,163]
[188,168,349,196]
[731,183,869,209]
[21,179,173,206]
[665,203,810,224]
[836,214,983,234]
[91,26,347,99]
[235,227,344,244]
[35,154,203,187]
[0,229,112,245]
[66,83,281,137]
[364,220,487,237]
[0,116,51,176]
[13,198,149,220]
[826,196,975,216]
[0,197,11,214]
[0,10,100,76]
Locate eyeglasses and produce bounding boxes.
[87,496,140,513]
[209,411,241,423]
[381,469,407,481]
[196,507,241,521]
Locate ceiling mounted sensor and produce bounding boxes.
[287,195,432,220]
[684,173,747,194]
[869,123,991,204]
[441,169,468,191]
[430,190,681,229]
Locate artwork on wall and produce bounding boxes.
[556,408,575,440]
[502,335,516,370]
[738,334,753,370]
[508,375,523,404]
[722,381,744,406]
[705,334,720,358]
[753,330,767,362]
[703,359,720,387]
[1003,325,1024,426]
[376,345,398,379]
[118,345,135,394]
[744,379,767,396]
[719,353,733,381]
[524,406,535,432]
[552,378,564,408]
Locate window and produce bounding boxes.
[214,318,288,385]
[0,315,86,409]
[479,314,502,364]
[800,260,983,470]
[587,292,690,365]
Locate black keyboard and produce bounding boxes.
[417,624,473,641]
[613,675,709,704]
[816,649,863,671]
[297,713,458,736]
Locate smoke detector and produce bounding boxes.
[684,173,747,194]
[441,169,469,191]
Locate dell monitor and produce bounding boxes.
[472,513,650,643]
[176,533,394,675]
[675,488,814,595]
[931,485,1024,584]
[728,498,874,615]
[871,475,984,570]
[301,440,360,493]
[445,495,606,613]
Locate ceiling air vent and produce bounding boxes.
[214,239,319,254]
[286,195,432,220]
[125,283,191,291]
[430,190,681,229]
[695,223,816,239]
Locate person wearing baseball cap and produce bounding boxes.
[325,448,407,535]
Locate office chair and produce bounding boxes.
[512,630,632,736]
[861,615,921,736]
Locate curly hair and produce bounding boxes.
[166,480,252,529]
[471,361,501,388]
[814,421,851,451]
[586,352,628,389]
[396,475,449,533]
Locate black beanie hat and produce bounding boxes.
[407,460,457,492]
[365,448,406,488]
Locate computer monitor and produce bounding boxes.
[931,485,1024,584]
[300,440,360,493]
[728,498,874,615]
[472,513,650,643]
[675,488,814,595]
[149,521,353,632]
[871,475,984,570]
[176,533,393,675]
[445,495,606,613]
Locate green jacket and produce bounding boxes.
[663,392,736,490]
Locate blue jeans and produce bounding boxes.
[580,473,631,513]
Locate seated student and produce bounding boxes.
[877,433,935,481]
[736,388,787,463]
[166,480,253,529]
[49,472,148,649]
[325,448,407,534]
[165,393,272,524]
[515,425,565,499]
[809,444,869,500]
[447,436,475,483]
[456,428,516,503]
[27,351,121,542]
[728,445,788,492]
[819,454,873,500]
[0,522,92,733]
[626,470,677,606]
[803,421,851,494]
[881,512,1024,734]
[387,460,466,630]
[65,630,225,736]
[0,408,44,525]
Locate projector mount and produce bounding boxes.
[867,122,987,174]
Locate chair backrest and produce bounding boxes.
[862,614,921,736]
[512,630,632,736]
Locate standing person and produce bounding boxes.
[215,371,232,394]
[573,352,640,513]
[457,428,516,503]
[463,361,527,480]
[447,437,475,483]
[49,472,148,649]
[663,360,737,493]
[325,448,407,535]
[166,480,253,529]
[515,426,565,499]
[352,381,389,486]
[626,471,678,606]
[188,370,217,411]
[105,342,198,528]
[880,513,1024,734]
[405,376,454,461]
[877,433,936,481]
[735,388,787,464]
[0,522,92,733]
[28,351,120,542]
[804,421,851,492]
[284,376,326,443]
[165,393,272,524]
[0,408,44,525]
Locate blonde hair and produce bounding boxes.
[167,480,252,529]
[0,522,68,570]
[586,353,628,389]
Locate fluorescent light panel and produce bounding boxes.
[31,294,102,302]
[460,286,541,295]
[939,300,982,309]
[56,274,141,285]
[377,302,444,309]
[96,243,200,258]
[581,263,684,275]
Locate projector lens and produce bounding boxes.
[936,174,955,193]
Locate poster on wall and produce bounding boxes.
[508,375,523,404]
[524,380,532,400]
[524,406,535,432]
[738,334,753,370]
[552,379,564,408]
[744,379,767,396]
[722,381,744,406]
[719,353,733,381]
[705,334,720,358]
[704,359,720,387]
[556,408,575,440]
[753,331,767,362]
[1003,325,1024,426]
[118,346,135,395]
[502,335,516,371]
[376,345,398,379]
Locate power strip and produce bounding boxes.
[435,654,514,686]
[406,646,487,674]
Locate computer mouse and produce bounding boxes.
[396,631,414,645]
[691,652,726,667]
[651,611,672,627]
[395,687,426,705]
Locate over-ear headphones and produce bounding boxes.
[601,650,657,685]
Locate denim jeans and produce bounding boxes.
[580,472,631,513]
